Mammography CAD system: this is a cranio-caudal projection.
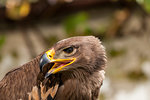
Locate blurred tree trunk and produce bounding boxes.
[0,0,133,21]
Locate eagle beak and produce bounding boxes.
[40,48,76,78]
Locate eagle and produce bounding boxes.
[0,36,107,100]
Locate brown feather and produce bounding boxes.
[49,36,106,100]
[0,56,41,100]
[0,36,107,100]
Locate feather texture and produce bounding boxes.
[0,56,40,100]
[0,36,107,100]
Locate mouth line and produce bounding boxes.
[44,59,75,78]
[51,59,74,69]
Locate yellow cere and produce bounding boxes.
[46,48,55,60]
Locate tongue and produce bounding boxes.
[59,63,66,67]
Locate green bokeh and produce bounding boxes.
[0,35,5,50]
[63,12,89,36]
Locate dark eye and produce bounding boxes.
[63,47,74,54]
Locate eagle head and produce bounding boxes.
[39,36,106,78]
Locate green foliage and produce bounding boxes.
[46,36,58,46]
[84,27,93,35]
[98,26,107,34]
[0,0,6,6]
[63,12,90,36]
[0,35,5,62]
[0,35,5,50]
[109,48,126,57]
[144,0,150,13]
[0,54,2,62]
[137,0,150,13]
[11,50,18,59]
[127,70,148,81]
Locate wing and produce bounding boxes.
[0,56,40,100]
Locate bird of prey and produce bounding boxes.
[0,36,107,100]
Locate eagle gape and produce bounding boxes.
[0,36,107,100]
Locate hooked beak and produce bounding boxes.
[39,48,76,78]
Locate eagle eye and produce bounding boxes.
[63,46,74,54]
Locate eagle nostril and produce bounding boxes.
[49,55,52,58]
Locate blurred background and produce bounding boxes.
[0,0,150,100]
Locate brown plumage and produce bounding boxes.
[0,36,107,100]
[0,56,41,100]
